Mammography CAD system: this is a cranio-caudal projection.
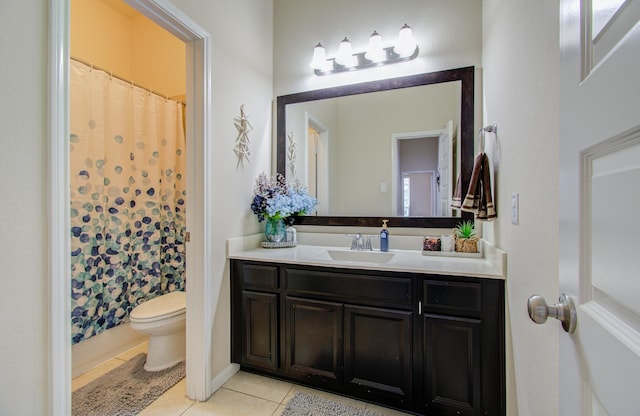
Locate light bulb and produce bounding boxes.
[309,42,327,70]
[335,37,355,67]
[394,23,417,57]
[365,31,385,63]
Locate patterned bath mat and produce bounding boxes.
[72,353,185,416]
[281,392,385,416]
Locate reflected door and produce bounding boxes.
[437,120,454,216]
[402,171,435,217]
[307,127,319,198]
[560,0,640,414]
[306,118,328,215]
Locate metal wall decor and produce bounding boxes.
[287,131,297,179]
[234,104,253,166]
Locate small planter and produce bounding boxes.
[453,221,479,253]
[456,237,479,253]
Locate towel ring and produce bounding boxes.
[481,124,497,134]
[478,124,498,152]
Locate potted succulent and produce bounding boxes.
[454,220,479,253]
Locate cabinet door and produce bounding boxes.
[344,305,413,406]
[284,296,343,386]
[423,314,481,416]
[240,290,278,370]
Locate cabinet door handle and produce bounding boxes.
[418,300,422,315]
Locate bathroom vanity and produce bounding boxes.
[229,239,506,416]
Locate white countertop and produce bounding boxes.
[227,233,506,280]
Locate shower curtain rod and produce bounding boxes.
[70,57,185,105]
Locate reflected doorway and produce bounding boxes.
[392,121,454,217]
[305,114,328,215]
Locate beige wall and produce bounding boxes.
[71,0,186,97]
[274,0,483,96]
[483,0,560,415]
[169,0,274,381]
[0,1,48,414]
[129,14,186,97]
[71,0,132,78]
[334,85,456,216]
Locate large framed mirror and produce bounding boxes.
[276,66,474,228]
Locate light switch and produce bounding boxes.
[511,193,519,225]
[380,182,388,193]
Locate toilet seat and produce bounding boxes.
[130,291,186,323]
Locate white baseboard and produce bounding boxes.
[208,363,240,398]
[72,323,148,377]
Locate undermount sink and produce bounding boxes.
[326,249,395,264]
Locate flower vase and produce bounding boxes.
[265,217,286,242]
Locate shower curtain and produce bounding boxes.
[69,60,186,344]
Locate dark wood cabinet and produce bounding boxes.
[230,259,504,416]
[284,296,343,386]
[423,314,481,415]
[241,291,278,370]
[420,278,505,416]
[344,304,413,407]
[231,261,280,373]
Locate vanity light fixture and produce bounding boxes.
[309,24,419,76]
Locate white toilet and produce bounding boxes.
[130,291,186,371]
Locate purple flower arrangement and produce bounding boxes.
[251,173,318,222]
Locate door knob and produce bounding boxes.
[527,293,577,333]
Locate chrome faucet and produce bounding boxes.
[349,233,373,251]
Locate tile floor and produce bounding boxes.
[72,342,413,416]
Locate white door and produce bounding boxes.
[402,171,435,216]
[437,120,454,216]
[306,116,329,215]
[558,0,640,414]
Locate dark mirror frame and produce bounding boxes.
[276,66,474,228]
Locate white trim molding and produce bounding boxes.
[125,0,215,401]
[48,1,71,414]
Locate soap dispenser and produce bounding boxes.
[380,219,389,252]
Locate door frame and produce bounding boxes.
[305,113,329,215]
[48,1,214,414]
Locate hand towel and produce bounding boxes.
[461,153,496,221]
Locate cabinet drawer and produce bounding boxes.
[285,268,412,308]
[423,279,482,316]
[239,262,279,290]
